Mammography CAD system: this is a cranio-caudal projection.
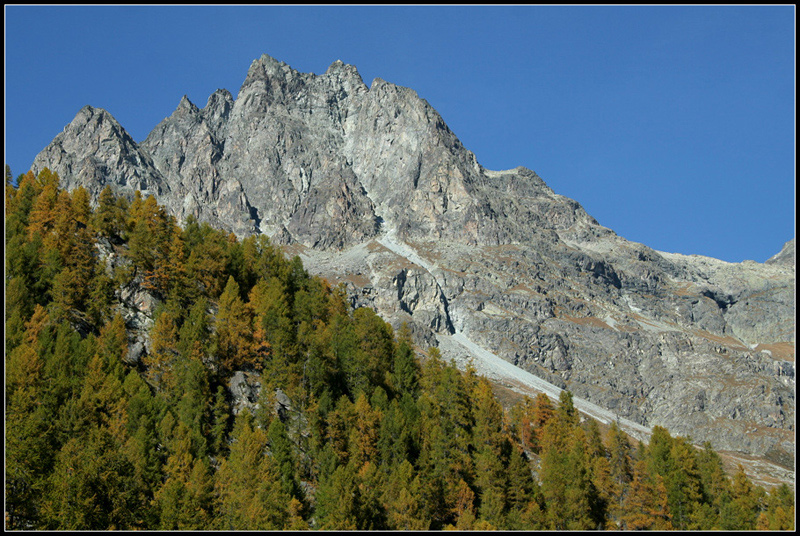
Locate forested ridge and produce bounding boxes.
[5,167,795,530]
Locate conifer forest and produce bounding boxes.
[5,168,795,530]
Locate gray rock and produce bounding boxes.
[766,238,795,266]
[31,53,795,463]
[32,105,168,203]
[228,370,261,416]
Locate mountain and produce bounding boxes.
[31,54,795,467]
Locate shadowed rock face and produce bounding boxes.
[32,54,795,463]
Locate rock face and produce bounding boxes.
[32,54,795,464]
[33,105,169,201]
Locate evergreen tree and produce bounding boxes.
[5,308,52,529]
[539,394,603,529]
[185,223,229,298]
[391,322,420,397]
[693,441,731,528]
[268,418,302,502]
[209,385,231,457]
[349,393,382,469]
[651,432,703,530]
[621,459,673,530]
[144,309,180,391]
[215,276,255,372]
[93,185,124,239]
[760,483,795,530]
[504,445,545,529]
[719,465,763,530]
[154,421,213,529]
[417,353,475,528]
[26,169,59,240]
[213,412,289,529]
[605,420,634,524]
[248,276,295,376]
[314,463,361,530]
[382,460,429,530]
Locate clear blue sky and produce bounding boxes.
[4,5,795,263]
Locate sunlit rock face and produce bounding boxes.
[33,54,794,463]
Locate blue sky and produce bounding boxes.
[4,5,795,263]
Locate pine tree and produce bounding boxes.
[121,372,163,526]
[761,483,794,530]
[355,461,388,529]
[26,169,59,239]
[417,356,475,528]
[470,376,508,528]
[164,229,190,305]
[70,185,92,227]
[377,394,419,471]
[661,434,703,529]
[353,307,395,395]
[209,385,231,457]
[93,185,123,238]
[185,224,229,298]
[621,459,673,530]
[5,308,52,529]
[693,441,731,528]
[450,478,477,530]
[172,349,212,460]
[177,297,211,360]
[382,460,429,530]
[213,412,289,529]
[268,418,302,501]
[539,394,603,529]
[719,465,763,530]
[248,276,294,373]
[42,425,140,530]
[215,276,255,372]
[391,322,420,397]
[504,445,545,529]
[144,309,180,391]
[154,421,213,529]
[313,463,360,530]
[605,420,633,523]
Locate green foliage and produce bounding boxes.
[213,412,289,529]
[215,276,254,372]
[5,174,791,530]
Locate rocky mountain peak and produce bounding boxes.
[246,52,291,78]
[73,105,126,137]
[202,89,234,138]
[30,54,795,466]
[239,53,309,105]
[325,58,352,74]
[206,87,234,107]
[766,238,795,266]
[32,104,168,201]
[322,58,368,100]
[176,94,199,114]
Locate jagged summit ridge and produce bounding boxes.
[30,54,795,465]
[34,53,577,249]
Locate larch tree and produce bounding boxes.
[213,412,289,530]
[215,276,255,373]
